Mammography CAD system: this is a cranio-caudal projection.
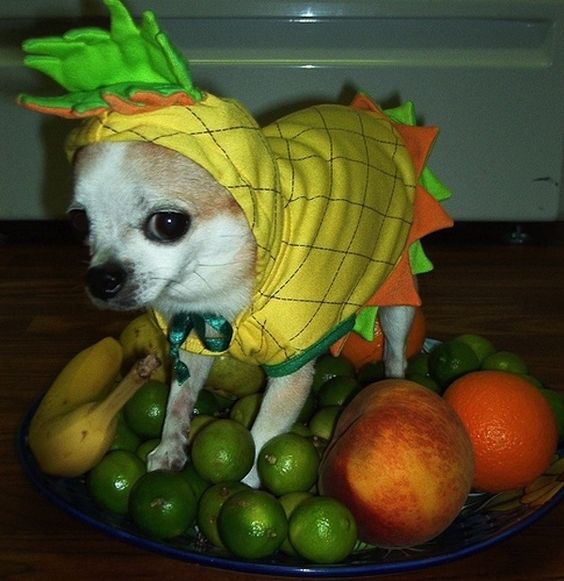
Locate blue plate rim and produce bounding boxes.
[16,351,564,577]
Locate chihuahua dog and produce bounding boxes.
[69,139,416,487]
[18,0,451,489]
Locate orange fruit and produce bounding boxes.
[340,307,426,370]
[444,370,558,493]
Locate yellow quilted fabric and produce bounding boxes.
[67,93,421,375]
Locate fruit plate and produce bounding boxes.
[17,415,564,575]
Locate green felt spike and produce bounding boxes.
[353,306,379,341]
[409,240,434,275]
[18,0,201,116]
[383,101,416,126]
[420,167,453,202]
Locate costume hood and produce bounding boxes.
[65,96,283,288]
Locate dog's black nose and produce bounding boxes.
[86,262,126,300]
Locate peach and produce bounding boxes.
[318,379,474,547]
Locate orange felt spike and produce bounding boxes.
[410,184,454,242]
[103,91,195,115]
[393,124,439,180]
[351,92,383,114]
[353,95,453,312]
[362,184,453,309]
[364,250,423,308]
[18,101,107,119]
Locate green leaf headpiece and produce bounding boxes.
[18,0,203,118]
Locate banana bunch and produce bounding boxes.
[29,337,159,477]
[119,313,170,383]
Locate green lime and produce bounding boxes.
[193,389,230,416]
[191,419,255,483]
[481,350,528,375]
[312,354,355,394]
[522,374,544,389]
[187,415,217,446]
[123,379,169,438]
[278,491,313,556]
[453,334,496,363]
[317,376,361,408]
[539,388,564,440]
[217,489,288,559]
[129,470,197,539]
[179,459,211,502]
[308,405,341,441]
[428,340,480,388]
[288,496,357,564]
[136,438,160,462]
[405,352,430,376]
[211,390,238,412]
[407,373,441,394]
[357,361,385,385]
[110,414,141,453]
[87,450,145,515]
[290,422,312,437]
[205,354,266,398]
[257,433,320,496]
[197,481,250,548]
[296,391,317,424]
[312,434,329,459]
[229,393,263,428]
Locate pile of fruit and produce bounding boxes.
[27,312,563,565]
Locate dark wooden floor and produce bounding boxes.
[1,221,563,580]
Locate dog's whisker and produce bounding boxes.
[197,259,249,268]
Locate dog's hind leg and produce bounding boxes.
[379,304,416,378]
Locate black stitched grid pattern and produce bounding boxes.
[66,96,416,368]
[231,103,416,364]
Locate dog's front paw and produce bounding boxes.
[147,442,188,472]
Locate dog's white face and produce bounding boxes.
[70,141,256,322]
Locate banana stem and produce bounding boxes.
[94,353,161,417]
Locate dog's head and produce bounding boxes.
[70,140,256,320]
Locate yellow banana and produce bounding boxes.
[29,354,160,477]
[30,337,123,431]
[119,313,170,383]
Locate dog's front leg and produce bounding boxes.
[147,351,213,472]
[242,360,315,488]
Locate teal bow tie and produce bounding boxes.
[168,312,233,384]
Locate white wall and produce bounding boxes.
[2,0,563,220]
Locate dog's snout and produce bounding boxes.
[86,262,126,300]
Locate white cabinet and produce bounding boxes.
[2,1,563,220]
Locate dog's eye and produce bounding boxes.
[145,211,190,242]
[68,209,90,239]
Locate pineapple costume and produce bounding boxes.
[19,0,453,378]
